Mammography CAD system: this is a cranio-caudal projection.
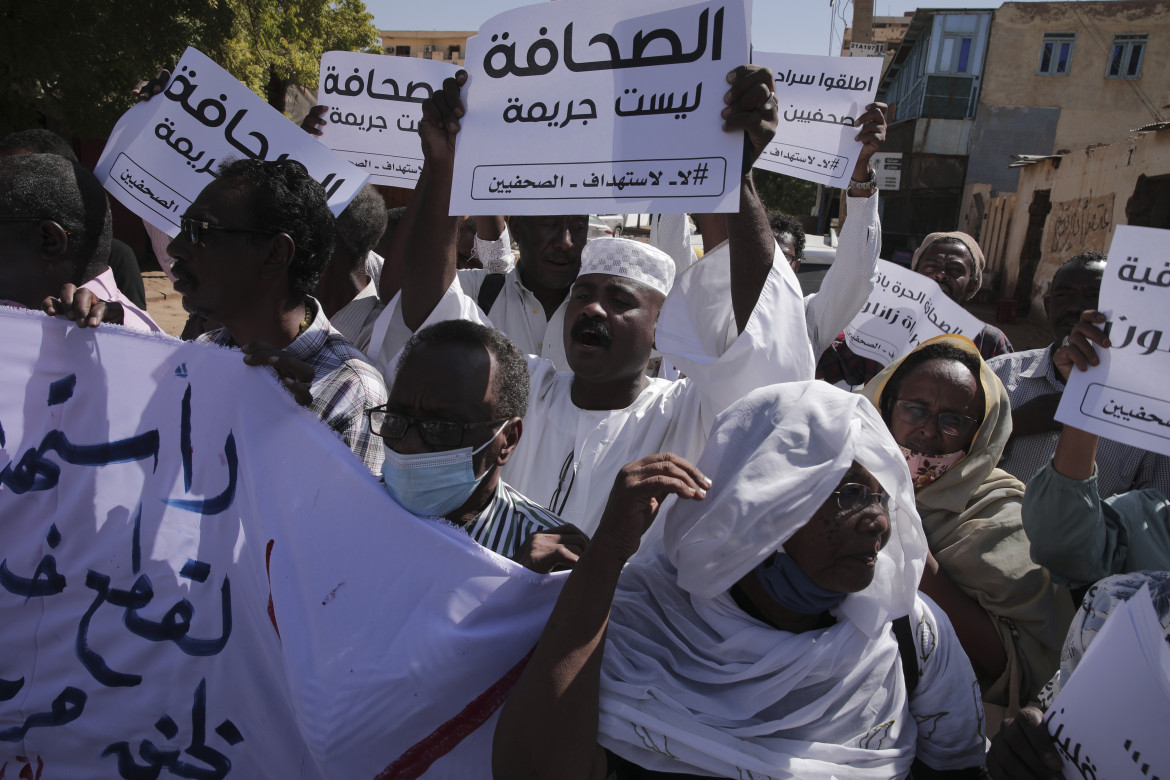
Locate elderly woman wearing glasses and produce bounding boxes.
[862,335,1074,732]
[494,381,988,779]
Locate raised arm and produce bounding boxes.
[721,66,779,334]
[396,71,466,330]
[493,455,710,780]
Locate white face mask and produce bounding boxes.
[379,421,509,517]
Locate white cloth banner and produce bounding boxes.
[451,0,750,216]
[0,308,561,778]
[94,47,368,237]
[1056,226,1170,457]
[317,51,461,188]
[1046,586,1170,779]
[842,259,985,367]
[751,52,881,188]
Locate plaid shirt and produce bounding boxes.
[817,323,1014,389]
[988,345,1170,497]
[200,298,387,474]
[461,480,565,558]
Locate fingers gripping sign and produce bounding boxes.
[721,65,778,172]
[43,284,125,328]
[419,70,467,169]
[594,454,711,562]
[240,342,315,408]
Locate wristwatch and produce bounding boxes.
[848,169,877,191]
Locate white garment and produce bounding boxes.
[457,267,570,370]
[473,225,516,273]
[599,382,987,778]
[804,194,881,357]
[368,241,815,534]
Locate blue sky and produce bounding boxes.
[365,1,1065,57]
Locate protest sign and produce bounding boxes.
[751,52,881,188]
[1046,586,1170,780]
[450,0,750,216]
[94,47,368,237]
[841,259,986,368]
[1056,226,1170,457]
[0,308,561,778]
[317,51,460,188]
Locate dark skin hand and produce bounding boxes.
[132,70,170,102]
[300,105,327,136]
[42,284,124,327]
[1051,310,1109,379]
[240,342,315,407]
[987,706,1065,780]
[513,524,591,574]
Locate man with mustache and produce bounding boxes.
[374,64,815,533]
[988,252,1170,497]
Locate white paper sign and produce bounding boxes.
[0,308,561,777]
[95,47,368,236]
[1056,226,1170,457]
[751,52,881,188]
[317,51,460,188]
[1046,586,1170,780]
[451,0,750,216]
[872,152,902,190]
[843,259,987,366]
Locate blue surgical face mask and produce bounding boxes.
[754,552,847,615]
[380,421,509,517]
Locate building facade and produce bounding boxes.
[378,31,476,66]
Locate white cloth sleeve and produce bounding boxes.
[908,594,991,770]
[475,225,515,274]
[804,194,881,357]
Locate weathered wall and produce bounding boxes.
[1001,128,1170,321]
[966,105,1060,192]
[981,2,1170,154]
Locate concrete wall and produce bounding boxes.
[980,2,1170,155]
[966,104,1060,193]
[1000,127,1170,321]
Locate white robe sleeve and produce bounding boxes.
[655,241,816,418]
[366,278,494,387]
[804,194,881,357]
[908,594,990,770]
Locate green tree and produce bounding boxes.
[754,169,819,217]
[0,0,379,137]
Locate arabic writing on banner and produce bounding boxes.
[94,47,368,236]
[0,308,560,778]
[1045,586,1170,780]
[450,0,750,216]
[751,51,881,188]
[842,259,985,367]
[317,51,460,188]
[1056,226,1170,457]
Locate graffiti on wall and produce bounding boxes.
[1048,194,1115,258]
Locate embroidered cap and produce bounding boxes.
[578,237,675,297]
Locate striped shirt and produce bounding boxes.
[200,297,387,475]
[463,481,565,558]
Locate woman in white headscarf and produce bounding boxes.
[494,381,987,780]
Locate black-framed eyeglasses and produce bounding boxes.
[179,217,280,246]
[832,483,891,513]
[894,399,980,437]
[366,406,508,449]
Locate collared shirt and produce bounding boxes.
[989,345,1170,497]
[461,480,565,558]
[329,280,384,354]
[817,322,1013,389]
[82,267,163,334]
[199,298,387,474]
[458,267,569,370]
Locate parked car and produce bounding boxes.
[594,214,625,236]
[588,216,615,240]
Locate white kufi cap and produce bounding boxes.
[579,237,675,297]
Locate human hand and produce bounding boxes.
[300,105,328,136]
[418,70,466,170]
[987,706,1065,779]
[594,454,710,563]
[240,342,315,407]
[1012,392,1063,434]
[1052,310,1109,382]
[722,65,778,173]
[854,102,888,169]
[513,524,591,574]
[42,284,124,327]
[132,69,170,102]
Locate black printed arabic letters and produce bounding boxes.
[367,71,399,100]
[122,571,233,656]
[483,28,559,78]
[77,570,144,687]
[224,109,269,161]
[0,426,160,494]
[0,676,24,702]
[322,65,340,95]
[162,431,237,515]
[405,80,433,102]
[0,686,87,743]
[318,172,345,200]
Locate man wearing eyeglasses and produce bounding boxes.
[166,157,388,475]
[371,319,588,573]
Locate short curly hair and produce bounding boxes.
[767,211,805,260]
[216,158,335,298]
[396,320,530,419]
